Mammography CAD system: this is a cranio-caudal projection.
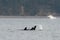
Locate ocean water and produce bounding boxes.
[0,17,60,40]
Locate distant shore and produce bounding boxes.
[0,16,59,18]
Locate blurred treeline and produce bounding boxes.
[0,0,60,16]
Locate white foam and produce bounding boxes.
[36,25,43,30]
[48,15,56,19]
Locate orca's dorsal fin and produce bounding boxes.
[24,27,27,30]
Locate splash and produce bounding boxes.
[48,15,56,19]
[36,25,43,31]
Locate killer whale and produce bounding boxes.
[23,26,36,30]
[30,26,36,30]
[8,25,43,32]
[18,25,43,31]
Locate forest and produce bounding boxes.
[0,0,60,16]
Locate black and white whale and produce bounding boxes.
[23,25,43,31]
[8,25,43,32]
[24,26,36,30]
